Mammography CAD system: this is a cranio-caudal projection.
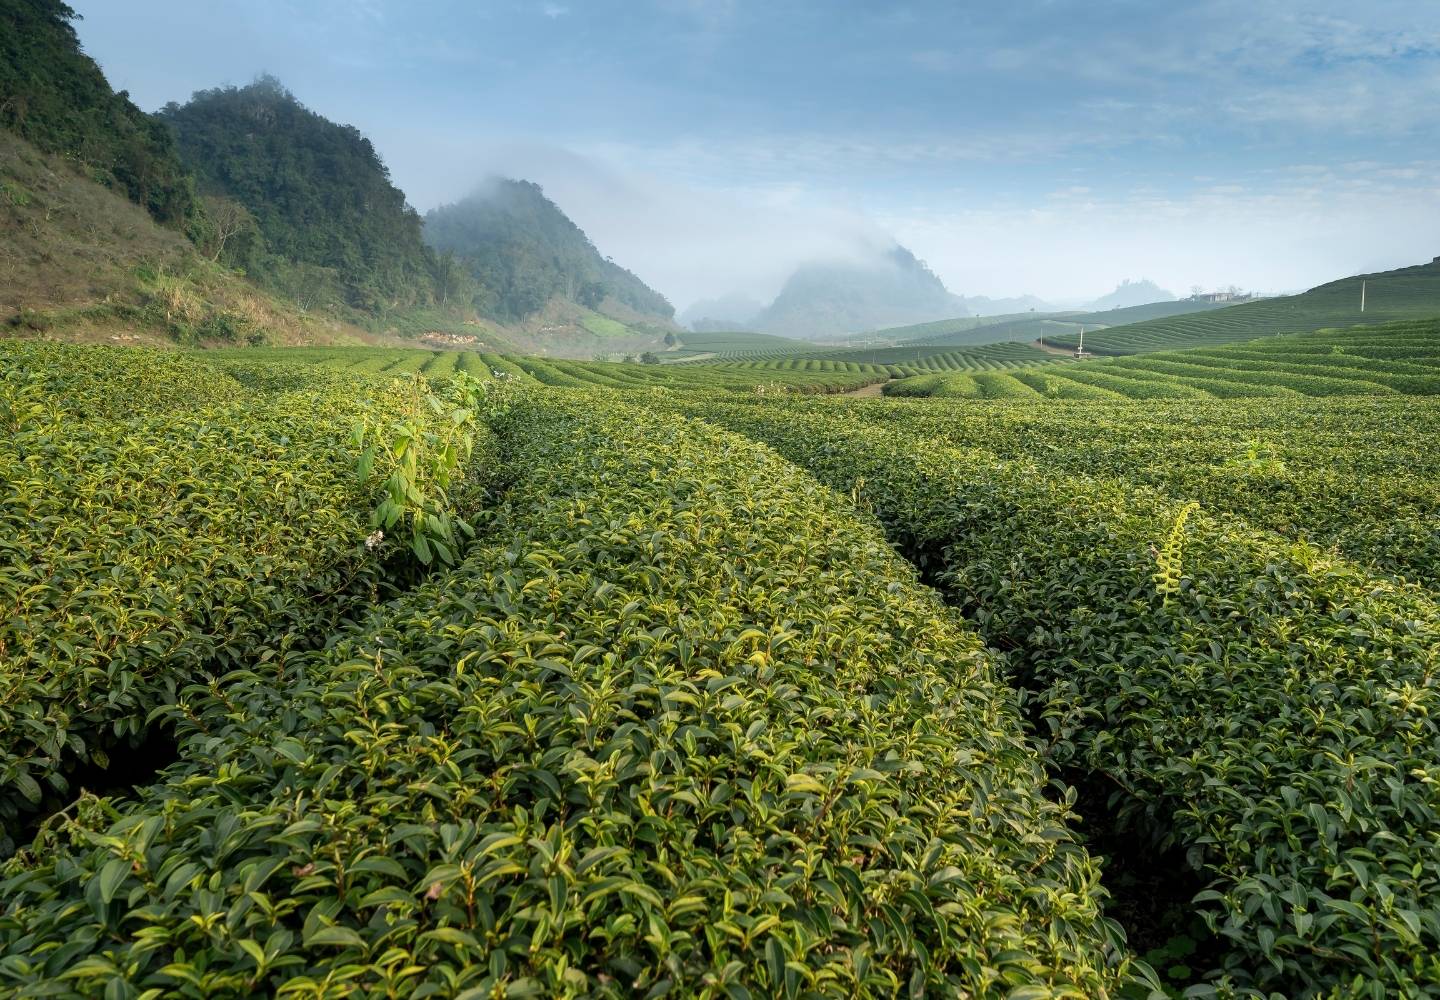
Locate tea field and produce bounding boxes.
[2,323,1440,998]
[887,318,1440,401]
[1043,259,1440,355]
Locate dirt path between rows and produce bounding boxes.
[1031,339,1075,357]
[839,379,896,398]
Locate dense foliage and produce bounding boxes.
[0,0,195,224]
[0,345,495,852]
[5,316,1440,997]
[665,393,1440,996]
[424,180,674,323]
[158,78,442,314]
[0,362,1139,997]
[819,392,1440,588]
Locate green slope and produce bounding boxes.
[887,317,1440,401]
[1048,260,1440,354]
[854,300,1233,350]
[1063,298,1237,328]
[0,0,195,226]
[892,300,1234,348]
[160,77,441,314]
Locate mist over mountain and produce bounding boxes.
[680,293,766,332]
[960,293,1059,316]
[424,179,673,325]
[1086,279,1175,311]
[749,245,967,339]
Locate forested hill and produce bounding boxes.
[0,0,194,225]
[159,78,441,313]
[1,15,670,347]
[424,180,674,324]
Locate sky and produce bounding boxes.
[71,0,1440,310]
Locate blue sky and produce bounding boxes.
[73,0,1440,307]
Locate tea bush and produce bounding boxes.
[728,393,1440,589]
[0,391,1138,998]
[0,348,498,851]
[673,399,1440,996]
[1,342,248,424]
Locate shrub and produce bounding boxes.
[670,398,1440,996]
[0,390,1135,997]
[0,349,499,851]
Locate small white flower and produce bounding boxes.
[365,529,385,551]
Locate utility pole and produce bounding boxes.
[1360,280,1367,312]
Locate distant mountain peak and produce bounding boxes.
[1087,278,1175,310]
[749,243,968,339]
[680,292,765,332]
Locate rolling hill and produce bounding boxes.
[1,0,194,226]
[826,298,1233,350]
[1085,278,1174,309]
[884,316,1440,402]
[0,132,381,347]
[1047,259,1440,354]
[1062,297,1238,328]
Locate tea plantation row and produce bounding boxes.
[215,348,891,394]
[1,354,1148,997]
[5,341,1440,997]
[661,394,1440,997]
[0,344,497,853]
[886,319,1440,401]
[211,341,1063,390]
[719,391,1440,589]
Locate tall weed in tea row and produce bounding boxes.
[0,348,498,852]
[351,371,499,567]
[760,392,1440,588]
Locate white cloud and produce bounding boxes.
[390,135,891,310]
[883,168,1440,301]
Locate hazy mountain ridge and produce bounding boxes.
[0,2,670,352]
[1086,278,1175,310]
[424,180,674,326]
[680,293,765,332]
[748,245,968,339]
